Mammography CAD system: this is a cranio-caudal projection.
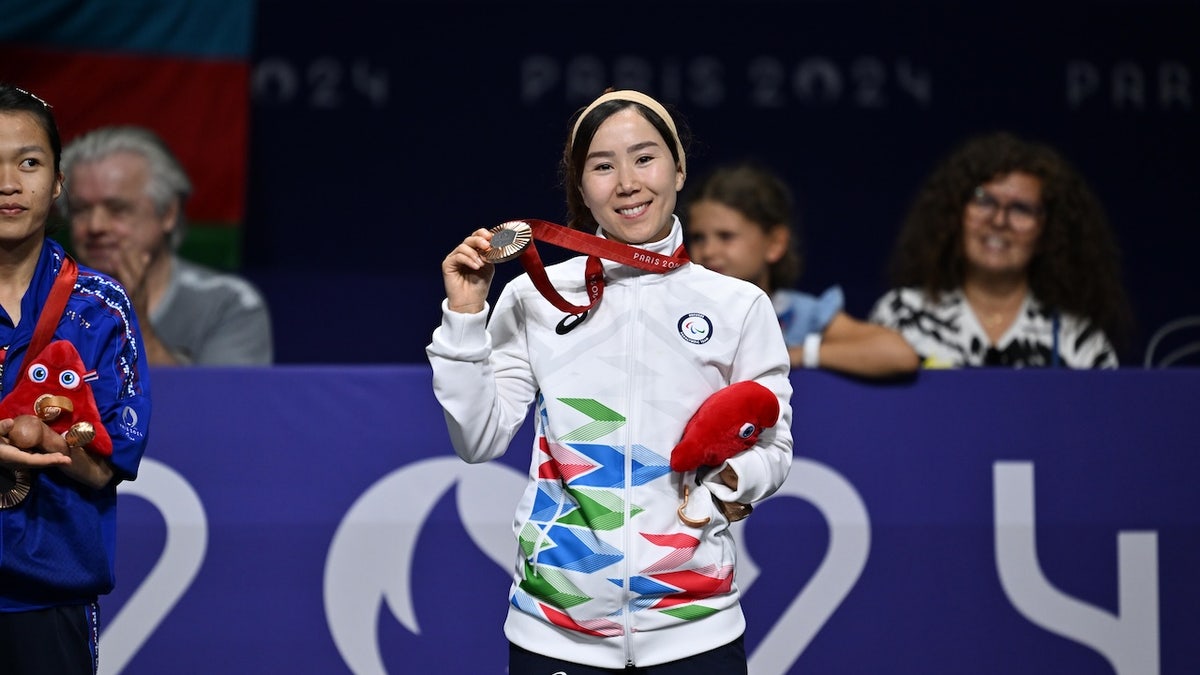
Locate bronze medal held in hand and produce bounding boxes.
[484,220,533,263]
[0,468,32,509]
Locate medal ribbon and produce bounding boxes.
[512,219,689,314]
[28,256,79,363]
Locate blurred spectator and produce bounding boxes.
[869,131,1133,368]
[60,125,272,365]
[684,161,918,378]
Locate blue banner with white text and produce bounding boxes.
[243,0,1200,365]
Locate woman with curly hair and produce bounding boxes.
[869,131,1134,368]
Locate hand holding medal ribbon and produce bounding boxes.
[484,219,690,314]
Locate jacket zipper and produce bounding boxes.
[621,277,642,666]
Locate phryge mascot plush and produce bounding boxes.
[671,380,780,526]
[0,340,113,508]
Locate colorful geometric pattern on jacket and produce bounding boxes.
[509,395,734,636]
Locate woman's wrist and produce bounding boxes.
[803,333,822,368]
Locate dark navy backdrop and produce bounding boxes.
[242,0,1199,364]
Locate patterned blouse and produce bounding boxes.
[868,287,1117,368]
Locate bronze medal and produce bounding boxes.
[0,467,32,509]
[484,220,533,263]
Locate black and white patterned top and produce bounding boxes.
[868,287,1117,368]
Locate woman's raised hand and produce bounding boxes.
[442,228,497,314]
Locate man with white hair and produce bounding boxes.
[61,125,272,365]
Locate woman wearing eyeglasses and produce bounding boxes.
[869,131,1133,368]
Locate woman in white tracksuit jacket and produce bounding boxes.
[427,90,793,674]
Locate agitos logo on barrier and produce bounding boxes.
[100,368,1183,674]
[109,456,1160,675]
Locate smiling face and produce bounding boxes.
[962,171,1043,280]
[579,108,685,245]
[65,150,175,275]
[0,111,61,247]
[686,199,786,293]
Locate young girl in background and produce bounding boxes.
[685,161,918,378]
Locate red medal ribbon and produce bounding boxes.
[512,219,689,314]
[29,256,79,362]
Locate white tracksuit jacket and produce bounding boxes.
[427,218,793,668]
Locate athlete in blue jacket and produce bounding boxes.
[0,84,152,675]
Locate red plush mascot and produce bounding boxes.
[671,380,780,526]
[671,380,779,472]
[0,340,112,508]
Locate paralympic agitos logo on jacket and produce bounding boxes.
[678,313,713,344]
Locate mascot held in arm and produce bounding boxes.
[671,380,781,527]
[0,340,113,508]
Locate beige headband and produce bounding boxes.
[569,90,686,175]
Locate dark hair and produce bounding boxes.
[560,96,690,233]
[0,83,62,174]
[886,131,1134,351]
[682,162,803,293]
